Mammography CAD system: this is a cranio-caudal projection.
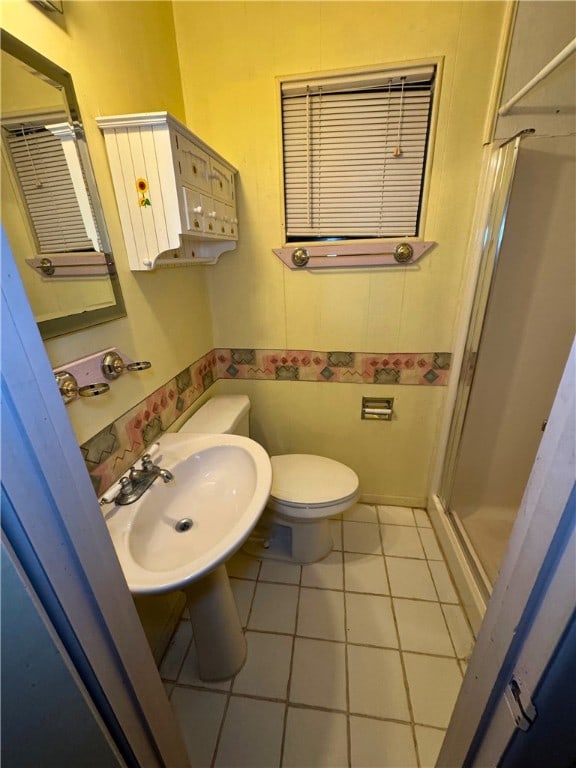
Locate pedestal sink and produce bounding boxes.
[104,432,272,680]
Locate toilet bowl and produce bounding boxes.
[179,395,360,563]
[249,454,359,562]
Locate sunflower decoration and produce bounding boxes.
[136,178,151,207]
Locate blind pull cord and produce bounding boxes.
[394,77,406,158]
[20,126,44,189]
[377,81,393,236]
[306,86,311,229]
[316,86,322,232]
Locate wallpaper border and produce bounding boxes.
[83,347,451,495]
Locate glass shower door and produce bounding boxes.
[438,137,522,595]
[439,131,576,591]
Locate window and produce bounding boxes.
[2,119,99,254]
[281,64,436,242]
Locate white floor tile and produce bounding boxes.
[414,508,433,528]
[442,604,475,659]
[159,620,192,681]
[415,725,446,768]
[230,577,255,627]
[215,696,284,768]
[248,582,298,634]
[394,598,454,656]
[226,551,261,580]
[178,639,232,691]
[290,637,347,710]
[347,645,410,721]
[429,561,460,603]
[404,653,463,728]
[283,707,348,768]
[377,505,416,526]
[419,527,444,560]
[350,716,418,768]
[343,502,379,523]
[386,558,437,601]
[170,687,226,767]
[343,521,382,554]
[259,559,301,585]
[297,587,346,641]
[331,519,343,550]
[345,592,398,648]
[344,552,389,594]
[301,550,344,591]
[381,524,426,558]
[232,631,292,699]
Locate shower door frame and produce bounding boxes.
[428,132,530,628]
[438,340,575,766]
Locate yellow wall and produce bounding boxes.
[1,0,214,445]
[2,0,508,502]
[173,1,507,502]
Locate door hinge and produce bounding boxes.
[505,676,537,731]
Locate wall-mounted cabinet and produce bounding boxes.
[96,112,238,270]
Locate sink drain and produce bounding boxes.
[175,518,194,532]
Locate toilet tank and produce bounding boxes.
[178,395,251,437]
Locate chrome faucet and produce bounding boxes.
[113,453,174,505]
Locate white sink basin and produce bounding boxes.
[106,432,272,594]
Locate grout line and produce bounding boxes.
[279,551,303,767]
[169,620,195,684]
[210,688,232,768]
[169,681,446,732]
[170,626,463,662]
[339,519,352,768]
[379,510,421,768]
[210,556,263,767]
[414,525,462,665]
[166,506,465,767]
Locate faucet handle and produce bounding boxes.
[141,453,155,471]
[119,476,134,494]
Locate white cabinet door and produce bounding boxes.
[176,132,211,192]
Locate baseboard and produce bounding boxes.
[360,494,427,509]
[428,494,486,635]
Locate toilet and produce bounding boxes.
[179,395,360,563]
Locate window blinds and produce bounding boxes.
[281,66,435,240]
[3,124,95,253]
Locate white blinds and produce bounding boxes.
[3,125,95,253]
[281,66,435,239]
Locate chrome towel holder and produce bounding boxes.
[54,347,151,404]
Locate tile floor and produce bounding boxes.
[160,504,475,768]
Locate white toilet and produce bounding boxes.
[179,395,360,563]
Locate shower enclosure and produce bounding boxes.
[437,130,576,600]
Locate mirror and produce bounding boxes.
[0,31,125,339]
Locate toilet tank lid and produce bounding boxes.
[179,395,250,434]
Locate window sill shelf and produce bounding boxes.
[272,240,437,270]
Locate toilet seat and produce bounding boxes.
[269,454,360,519]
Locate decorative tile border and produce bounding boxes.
[215,349,451,387]
[84,347,451,495]
[82,350,219,496]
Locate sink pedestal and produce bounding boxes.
[185,564,246,681]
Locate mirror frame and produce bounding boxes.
[1,30,126,339]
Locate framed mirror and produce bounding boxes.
[1,30,126,339]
